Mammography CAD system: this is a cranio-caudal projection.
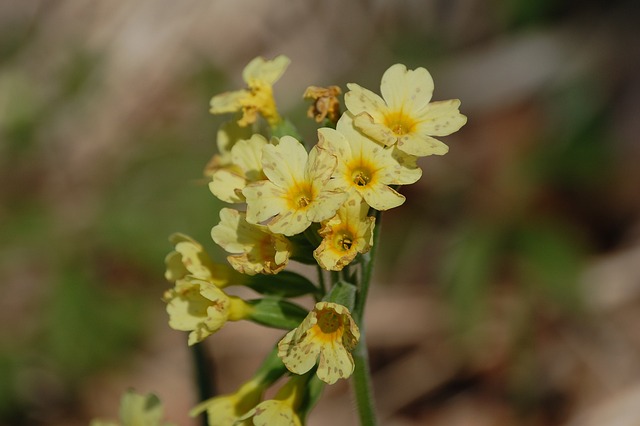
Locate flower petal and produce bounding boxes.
[262,136,307,188]
[360,182,405,210]
[380,64,434,111]
[317,343,355,385]
[243,55,290,86]
[396,132,449,157]
[415,99,467,136]
[352,112,397,147]
[243,181,287,224]
[209,167,246,203]
[278,329,321,375]
[345,83,387,121]
[210,89,247,114]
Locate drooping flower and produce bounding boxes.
[317,113,422,211]
[236,375,307,426]
[314,194,375,271]
[208,134,268,203]
[303,85,342,124]
[278,302,360,384]
[345,63,467,157]
[164,233,237,288]
[210,55,290,127]
[163,276,253,345]
[190,379,264,426]
[90,390,175,426]
[242,136,348,236]
[211,208,292,275]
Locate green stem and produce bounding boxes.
[191,343,214,426]
[316,264,327,299]
[352,209,382,425]
[355,209,382,324]
[353,333,377,426]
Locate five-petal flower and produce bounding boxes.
[345,63,466,156]
[243,136,347,236]
[278,302,360,384]
[318,113,422,210]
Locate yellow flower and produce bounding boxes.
[90,390,174,426]
[313,195,375,271]
[303,85,342,124]
[163,276,253,345]
[190,379,264,426]
[243,136,348,236]
[317,113,422,211]
[210,55,290,127]
[211,208,292,275]
[236,375,306,426]
[204,120,253,177]
[164,233,237,288]
[345,63,467,157]
[208,134,268,203]
[278,302,360,384]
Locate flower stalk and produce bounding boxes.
[87,55,467,426]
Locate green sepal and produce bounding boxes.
[271,118,302,141]
[247,297,308,330]
[323,280,356,311]
[298,371,325,423]
[246,271,320,298]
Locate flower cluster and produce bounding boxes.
[103,55,464,426]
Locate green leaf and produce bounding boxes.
[246,271,319,298]
[247,298,308,330]
[323,281,357,311]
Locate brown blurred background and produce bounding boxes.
[2,1,640,425]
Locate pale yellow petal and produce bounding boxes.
[251,401,301,426]
[344,83,387,121]
[360,183,405,210]
[261,136,307,188]
[415,99,467,136]
[380,64,434,111]
[165,284,209,331]
[231,134,267,181]
[306,145,336,183]
[209,167,246,203]
[316,342,355,385]
[210,90,247,114]
[267,208,310,236]
[278,329,321,375]
[396,132,449,157]
[306,188,348,223]
[317,127,351,161]
[242,55,290,86]
[243,181,287,224]
[352,112,397,147]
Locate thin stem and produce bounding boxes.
[316,264,327,298]
[352,209,383,425]
[191,343,215,426]
[355,209,382,324]
[353,333,377,426]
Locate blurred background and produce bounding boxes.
[2,0,640,425]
